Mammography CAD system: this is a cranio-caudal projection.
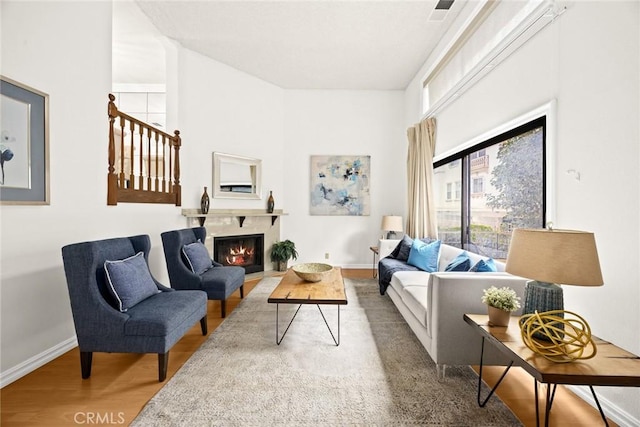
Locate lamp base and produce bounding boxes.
[522,281,564,341]
[523,281,564,314]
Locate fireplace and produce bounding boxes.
[214,234,264,274]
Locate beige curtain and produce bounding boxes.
[406,117,438,239]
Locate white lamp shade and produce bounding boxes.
[381,215,403,232]
[505,228,604,286]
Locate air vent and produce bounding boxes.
[435,0,454,10]
[430,0,454,21]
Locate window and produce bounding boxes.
[472,177,484,194]
[433,117,546,259]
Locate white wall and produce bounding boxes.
[0,2,405,384]
[176,48,285,211]
[283,90,406,267]
[0,2,286,383]
[405,1,640,424]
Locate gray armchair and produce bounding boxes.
[161,227,245,318]
[61,234,208,382]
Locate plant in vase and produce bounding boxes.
[270,240,298,272]
[481,286,521,326]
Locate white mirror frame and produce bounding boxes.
[212,152,262,200]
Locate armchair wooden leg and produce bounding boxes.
[200,315,208,335]
[221,300,227,318]
[80,351,92,379]
[158,352,169,382]
[240,284,244,299]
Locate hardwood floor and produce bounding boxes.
[1,269,613,426]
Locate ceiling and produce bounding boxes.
[114,0,470,90]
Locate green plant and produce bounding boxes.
[481,286,521,312]
[270,240,298,263]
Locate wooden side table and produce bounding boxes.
[464,313,640,427]
[369,246,379,278]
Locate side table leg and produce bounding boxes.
[589,386,610,427]
[477,336,513,407]
[372,251,377,278]
[535,380,558,427]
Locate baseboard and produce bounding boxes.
[568,385,639,427]
[339,264,371,270]
[0,336,78,388]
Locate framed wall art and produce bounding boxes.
[0,76,49,205]
[310,155,370,216]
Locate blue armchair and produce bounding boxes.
[161,227,245,318]
[61,234,208,382]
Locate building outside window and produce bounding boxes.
[472,177,484,195]
[433,117,545,259]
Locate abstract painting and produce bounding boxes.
[0,76,49,205]
[310,155,370,216]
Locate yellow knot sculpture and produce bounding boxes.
[519,310,597,363]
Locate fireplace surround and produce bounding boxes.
[182,209,287,273]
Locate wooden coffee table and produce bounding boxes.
[267,267,347,346]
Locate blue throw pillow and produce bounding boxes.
[182,240,213,275]
[445,251,471,272]
[407,239,441,272]
[104,252,160,312]
[469,258,497,272]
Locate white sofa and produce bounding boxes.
[381,241,528,378]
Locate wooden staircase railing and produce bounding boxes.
[107,94,181,206]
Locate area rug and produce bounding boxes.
[132,277,521,426]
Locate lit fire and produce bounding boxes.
[225,244,255,266]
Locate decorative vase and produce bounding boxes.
[487,305,511,327]
[267,190,275,213]
[200,186,210,214]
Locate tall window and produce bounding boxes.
[433,117,546,259]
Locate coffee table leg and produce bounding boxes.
[275,303,303,345]
[317,304,340,346]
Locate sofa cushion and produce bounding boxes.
[124,290,207,336]
[378,257,421,294]
[445,251,471,272]
[390,270,431,332]
[182,240,213,275]
[402,285,429,330]
[104,252,160,312]
[470,258,498,272]
[407,239,441,272]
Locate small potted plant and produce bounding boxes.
[481,286,521,326]
[270,240,298,272]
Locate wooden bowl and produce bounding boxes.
[292,263,333,282]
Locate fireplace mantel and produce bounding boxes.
[182,209,288,227]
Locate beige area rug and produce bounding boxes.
[132,277,521,426]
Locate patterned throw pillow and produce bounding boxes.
[104,252,160,312]
[407,239,441,272]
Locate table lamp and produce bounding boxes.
[505,227,604,316]
[381,215,403,239]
